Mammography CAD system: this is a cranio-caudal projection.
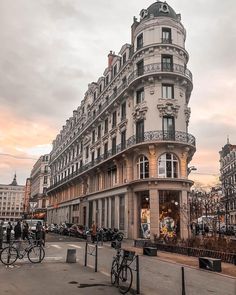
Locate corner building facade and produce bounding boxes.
[47,1,196,240]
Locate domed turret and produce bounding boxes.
[140,1,180,21]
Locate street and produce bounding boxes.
[0,233,236,295]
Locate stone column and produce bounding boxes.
[98,199,102,227]
[124,192,128,238]
[108,197,112,228]
[180,190,189,239]
[104,198,108,228]
[127,188,134,238]
[149,188,159,240]
[115,195,119,228]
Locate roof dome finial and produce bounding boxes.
[10,173,18,186]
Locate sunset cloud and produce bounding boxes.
[0,0,235,188]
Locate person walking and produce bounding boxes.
[0,221,4,249]
[14,220,22,251]
[91,221,97,243]
[6,222,12,244]
[22,221,29,241]
[36,221,43,246]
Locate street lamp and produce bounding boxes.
[187,166,197,175]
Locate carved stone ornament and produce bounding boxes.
[157,100,180,118]
[118,119,128,133]
[132,101,148,122]
[83,135,91,145]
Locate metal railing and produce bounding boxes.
[48,130,195,191]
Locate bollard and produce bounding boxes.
[95,244,98,272]
[136,255,140,294]
[66,248,76,263]
[84,242,88,266]
[181,266,186,295]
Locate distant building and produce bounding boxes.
[0,174,25,221]
[219,141,236,225]
[23,177,31,217]
[30,154,50,219]
[47,1,195,240]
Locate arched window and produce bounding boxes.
[158,153,179,178]
[137,155,149,179]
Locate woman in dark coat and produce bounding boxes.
[14,221,22,240]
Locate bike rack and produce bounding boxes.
[84,241,98,272]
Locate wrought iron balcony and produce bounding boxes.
[128,62,192,84]
[48,130,195,191]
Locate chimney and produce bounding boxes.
[108,50,115,69]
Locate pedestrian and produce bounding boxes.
[6,222,12,244]
[91,221,97,243]
[36,221,43,246]
[22,221,29,241]
[14,220,22,251]
[0,221,4,249]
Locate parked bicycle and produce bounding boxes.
[0,238,45,265]
[110,242,135,294]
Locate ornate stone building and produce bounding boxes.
[219,140,236,226]
[47,1,195,240]
[30,154,50,219]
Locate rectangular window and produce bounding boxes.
[121,130,126,150]
[112,137,116,155]
[113,86,117,96]
[97,147,101,158]
[93,92,96,101]
[162,55,173,71]
[97,125,101,139]
[162,28,172,43]
[137,33,143,50]
[92,130,95,143]
[105,75,109,86]
[104,142,108,159]
[104,118,108,134]
[121,102,126,120]
[162,84,174,99]
[112,111,117,128]
[43,176,47,185]
[163,116,175,140]
[122,76,127,85]
[86,146,89,159]
[136,120,144,143]
[91,151,95,163]
[136,88,144,104]
[137,60,144,76]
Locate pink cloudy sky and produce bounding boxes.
[0,0,235,188]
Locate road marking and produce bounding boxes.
[44,256,63,261]
[67,244,82,249]
[50,244,62,249]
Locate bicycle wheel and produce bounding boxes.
[118,265,133,294]
[111,259,119,285]
[27,246,45,263]
[0,246,18,265]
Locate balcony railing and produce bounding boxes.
[48,130,195,191]
[128,62,192,84]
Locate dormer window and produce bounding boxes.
[93,92,97,101]
[106,75,109,86]
[137,33,143,50]
[99,84,102,93]
[122,52,127,65]
[113,64,117,77]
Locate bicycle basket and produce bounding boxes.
[123,250,135,261]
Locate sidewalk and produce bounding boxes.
[121,239,236,278]
[0,262,121,295]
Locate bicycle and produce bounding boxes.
[0,238,45,265]
[111,245,135,294]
